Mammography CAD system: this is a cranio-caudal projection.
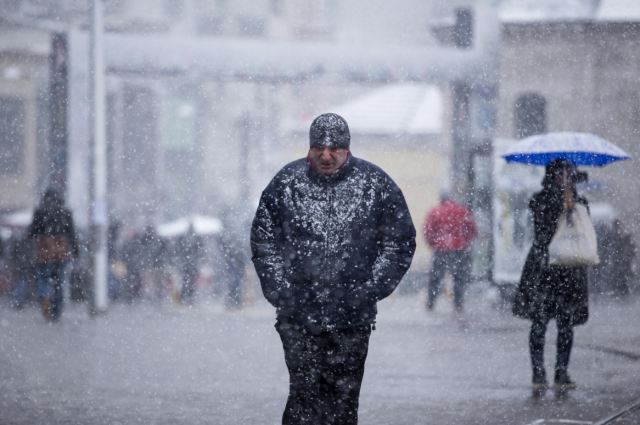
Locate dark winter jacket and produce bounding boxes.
[250,155,416,332]
[512,183,589,326]
[29,192,79,262]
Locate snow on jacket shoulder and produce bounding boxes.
[424,200,476,252]
[250,155,416,332]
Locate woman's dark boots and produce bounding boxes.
[554,369,576,390]
[554,324,576,390]
[532,368,549,391]
[530,319,576,391]
[530,322,549,390]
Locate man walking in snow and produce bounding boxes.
[424,191,476,312]
[251,113,416,425]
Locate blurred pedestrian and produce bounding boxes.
[28,189,78,321]
[121,230,143,301]
[139,225,167,299]
[221,208,249,309]
[609,219,635,296]
[424,191,476,312]
[175,225,203,304]
[512,159,589,391]
[251,113,416,425]
[107,221,122,300]
[10,232,36,308]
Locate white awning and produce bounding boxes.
[157,215,222,238]
[288,84,442,136]
[596,0,640,21]
[499,0,640,23]
[1,209,33,228]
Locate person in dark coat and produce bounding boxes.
[29,188,79,321]
[10,232,36,308]
[609,219,635,296]
[121,231,143,301]
[221,207,250,309]
[251,113,416,425]
[512,159,589,391]
[139,225,167,299]
[175,225,203,304]
[107,220,122,300]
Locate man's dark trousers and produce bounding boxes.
[276,321,372,425]
[427,250,471,308]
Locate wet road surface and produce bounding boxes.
[1,286,639,425]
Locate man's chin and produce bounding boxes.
[312,162,335,174]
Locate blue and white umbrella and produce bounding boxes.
[502,132,632,167]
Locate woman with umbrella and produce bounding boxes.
[504,133,631,392]
[512,159,587,391]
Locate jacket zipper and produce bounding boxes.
[322,181,332,332]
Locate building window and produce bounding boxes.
[0,96,24,175]
[163,0,184,17]
[198,16,223,35]
[123,86,157,184]
[236,15,265,38]
[292,0,334,39]
[515,93,546,139]
[271,0,282,16]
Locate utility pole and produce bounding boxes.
[451,8,474,201]
[49,33,68,194]
[450,6,498,284]
[89,0,108,314]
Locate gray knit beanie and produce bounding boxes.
[309,113,350,150]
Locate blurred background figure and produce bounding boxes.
[221,208,249,309]
[424,190,477,312]
[138,225,168,300]
[28,189,78,321]
[69,251,90,303]
[592,218,636,297]
[107,220,123,301]
[121,229,143,302]
[175,225,203,305]
[9,232,35,309]
[610,219,636,296]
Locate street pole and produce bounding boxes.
[49,33,68,194]
[89,0,108,314]
[451,8,473,201]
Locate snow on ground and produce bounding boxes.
[1,286,639,425]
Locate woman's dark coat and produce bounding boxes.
[512,183,589,326]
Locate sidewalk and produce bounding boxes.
[0,285,639,425]
[361,287,640,424]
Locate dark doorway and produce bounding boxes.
[515,93,546,139]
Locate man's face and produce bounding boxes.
[309,146,348,175]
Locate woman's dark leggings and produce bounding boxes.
[529,316,574,379]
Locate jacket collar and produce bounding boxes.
[306,151,354,185]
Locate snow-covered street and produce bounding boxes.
[1,287,639,425]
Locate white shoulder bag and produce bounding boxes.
[548,204,600,267]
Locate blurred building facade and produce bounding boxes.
[427,0,640,277]
[0,0,439,231]
[0,30,52,211]
[496,1,640,250]
[5,0,640,281]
